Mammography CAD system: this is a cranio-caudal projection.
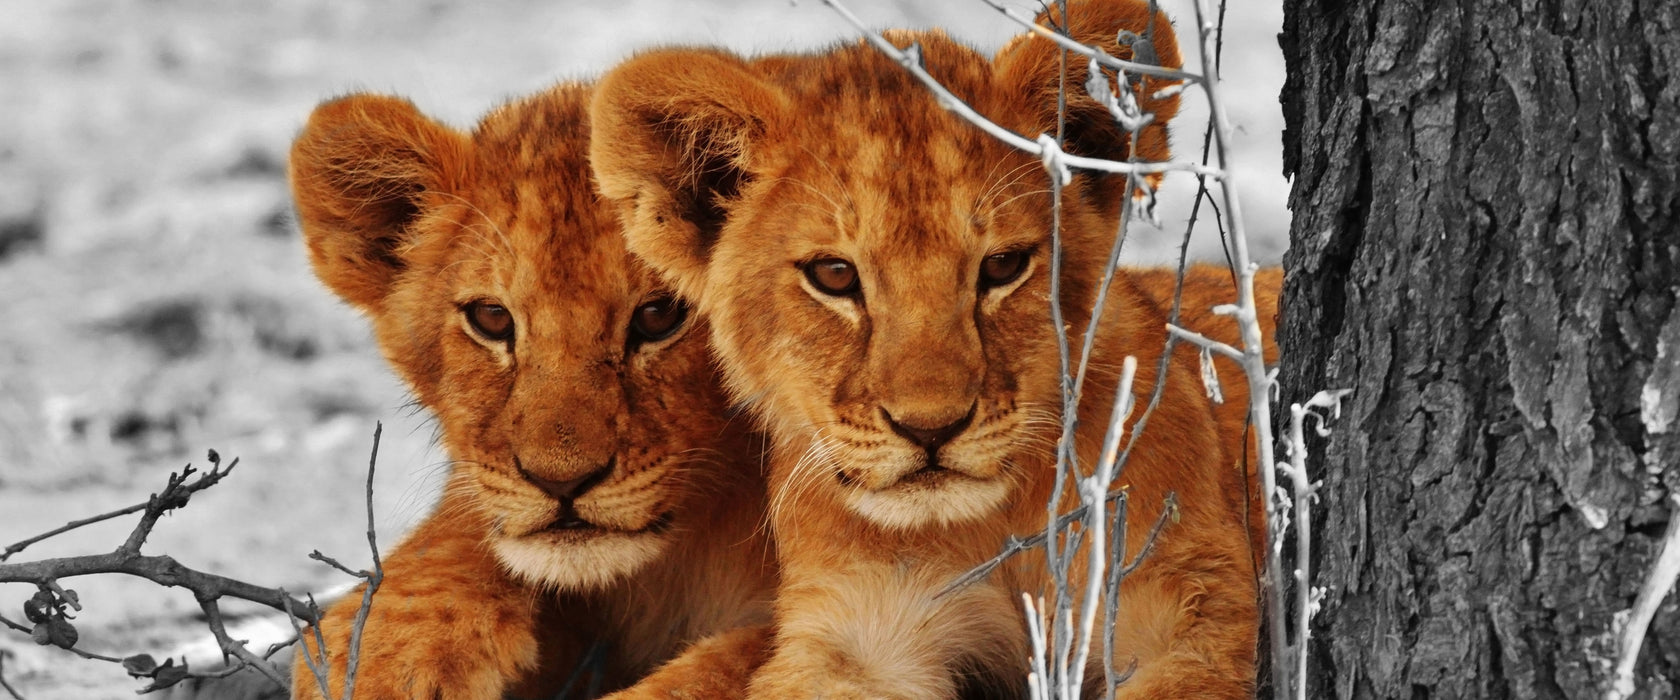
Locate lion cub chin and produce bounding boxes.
[287,84,774,700]
[591,0,1260,698]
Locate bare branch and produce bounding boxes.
[817,0,1222,179]
[120,456,238,557]
[0,551,316,621]
[935,487,1136,599]
[1116,493,1176,579]
[282,593,332,700]
[1165,323,1244,362]
[1069,357,1138,693]
[307,551,363,579]
[0,451,332,697]
[974,0,1203,83]
[3,455,234,564]
[187,596,286,693]
[1,504,149,563]
[339,421,385,700]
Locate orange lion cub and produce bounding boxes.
[1133,263,1283,563]
[287,85,774,699]
[591,1,1259,697]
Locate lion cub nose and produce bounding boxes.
[519,459,613,502]
[883,405,976,452]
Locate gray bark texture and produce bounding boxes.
[1276,0,1680,697]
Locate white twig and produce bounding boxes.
[1606,493,1680,700]
[1166,323,1244,362]
[1285,390,1349,700]
[1069,357,1137,695]
[974,0,1203,83]
[1178,0,1300,693]
[817,0,1222,179]
[1024,593,1051,700]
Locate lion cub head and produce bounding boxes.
[290,85,748,588]
[592,3,1179,530]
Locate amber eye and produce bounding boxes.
[464,301,514,342]
[979,250,1030,290]
[630,296,689,343]
[803,258,860,297]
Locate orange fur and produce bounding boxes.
[287,86,776,699]
[1131,263,1282,568]
[591,1,1257,698]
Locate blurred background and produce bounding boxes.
[0,1,1286,696]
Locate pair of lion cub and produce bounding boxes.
[287,1,1277,698]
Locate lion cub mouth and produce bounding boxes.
[838,459,978,493]
[898,462,957,487]
[535,510,674,539]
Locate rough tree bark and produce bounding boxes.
[1276,0,1680,697]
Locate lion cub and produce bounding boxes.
[288,85,774,699]
[591,0,1259,698]
[1133,263,1283,563]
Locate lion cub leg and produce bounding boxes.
[746,560,1022,700]
[598,624,772,700]
[292,495,558,700]
[1097,529,1258,700]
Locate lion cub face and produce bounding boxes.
[698,113,1065,530]
[291,86,745,589]
[592,16,1178,530]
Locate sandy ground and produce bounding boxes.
[0,1,1288,697]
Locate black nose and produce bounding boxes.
[883,405,976,452]
[518,458,613,502]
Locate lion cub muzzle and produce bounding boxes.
[881,402,976,470]
[516,456,612,529]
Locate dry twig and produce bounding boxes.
[291,422,386,700]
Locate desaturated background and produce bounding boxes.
[0,1,1286,697]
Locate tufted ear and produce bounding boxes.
[589,48,789,303]
[992,0,1183,205]
[288,93,470,312]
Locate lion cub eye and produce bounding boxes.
[464,301,514,342]
[630,296,689,343]
[804,258,860,297]
[979,250,1030,290]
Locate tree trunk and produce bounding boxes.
[1275,0,1680,697]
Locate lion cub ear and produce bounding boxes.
[590,48,789,303]
[992,0,1183,203]
[288,93,469,312]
